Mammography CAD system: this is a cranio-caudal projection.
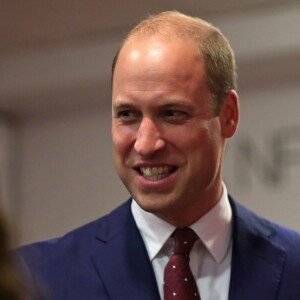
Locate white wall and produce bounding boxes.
[225,84,300,230]
[18,110,129,245]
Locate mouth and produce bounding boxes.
[137,166,177,181]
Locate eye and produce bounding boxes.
[162,109,189,123]
[118,110,133,118]
[115,110,141,124]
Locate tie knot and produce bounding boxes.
[172,227,198,255]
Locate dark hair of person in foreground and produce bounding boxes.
[0,207,24,300]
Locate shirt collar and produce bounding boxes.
[190,183,232,262]
[131,199,174,261]
[131,182,232,263]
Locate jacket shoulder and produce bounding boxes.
[17,199,133,261]
[230,196,300,262]
[14,199,134,299]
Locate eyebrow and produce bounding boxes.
[112,99,194,111]
[112,102,136,110]
[159,101,194,110]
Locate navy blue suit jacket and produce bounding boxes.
[17,197,300,299]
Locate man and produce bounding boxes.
[17,11,300,300]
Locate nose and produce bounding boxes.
[134,117,165,157]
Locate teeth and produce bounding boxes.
[140,166,173,181]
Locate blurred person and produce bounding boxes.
[0,205,23,300]
[16,11,300,300]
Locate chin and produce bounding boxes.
[135,200,162,213]
[134,194,176,214]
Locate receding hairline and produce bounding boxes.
[112,11,237,112]
[112,12,214,80]
[122,11,216,48]
[112,11,227,80]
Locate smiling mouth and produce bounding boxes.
[138,166,176,181]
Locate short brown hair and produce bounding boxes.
[112,11,237,113]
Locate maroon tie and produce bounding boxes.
[164,227,200,300]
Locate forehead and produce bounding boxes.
[112,37,212,111]
[113,36,205,85]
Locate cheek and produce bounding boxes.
[112,127,134,158]
[175,124,221,163]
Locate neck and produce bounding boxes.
[155,183,223,227]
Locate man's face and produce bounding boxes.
[112,36,232,226]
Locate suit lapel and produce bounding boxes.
[91,200,161,300]
[228,199,286,300]
[89,197,287,300]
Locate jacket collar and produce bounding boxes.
[91,199,160,300]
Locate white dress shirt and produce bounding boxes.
[131,183,232,300]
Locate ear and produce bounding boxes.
[219,90,239,138]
